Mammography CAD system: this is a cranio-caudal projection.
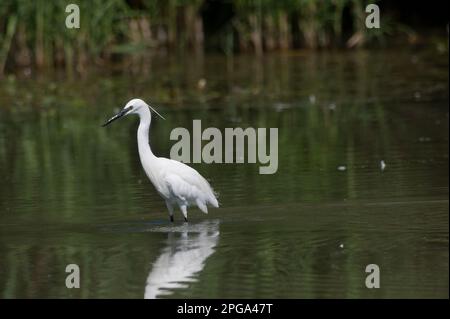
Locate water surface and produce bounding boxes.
[0,49,448,298]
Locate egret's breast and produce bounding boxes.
[140,163,168,198]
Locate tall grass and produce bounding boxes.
[0,0,383,75]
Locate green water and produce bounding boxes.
[0,50,448,298]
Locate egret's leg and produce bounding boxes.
[180,204,188,222]
[165,200,174,223]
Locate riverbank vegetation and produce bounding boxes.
[0,0,447,76]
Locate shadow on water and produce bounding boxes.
[144,220,220,299]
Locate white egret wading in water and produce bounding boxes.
[102,98,219,222]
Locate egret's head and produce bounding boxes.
[102,98,165,127]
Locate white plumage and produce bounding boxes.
[103,98,219,222]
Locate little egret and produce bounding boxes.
[102,98,219,222]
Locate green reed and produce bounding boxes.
[0,0,389,75]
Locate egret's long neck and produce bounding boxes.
[137,108,157,164]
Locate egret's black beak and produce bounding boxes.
[102,106,132,127]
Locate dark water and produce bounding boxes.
[0,50,448,298]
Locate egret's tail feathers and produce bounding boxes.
[196,199,208,214]
[209,196,219,208]
[209,187,220,207]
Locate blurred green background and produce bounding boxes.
[0,0,448,76]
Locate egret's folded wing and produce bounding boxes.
[165,174,201,202]
[162,159,219,207]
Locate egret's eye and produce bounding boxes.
[122,105,133,114]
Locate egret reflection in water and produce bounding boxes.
[144,220,220,299]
